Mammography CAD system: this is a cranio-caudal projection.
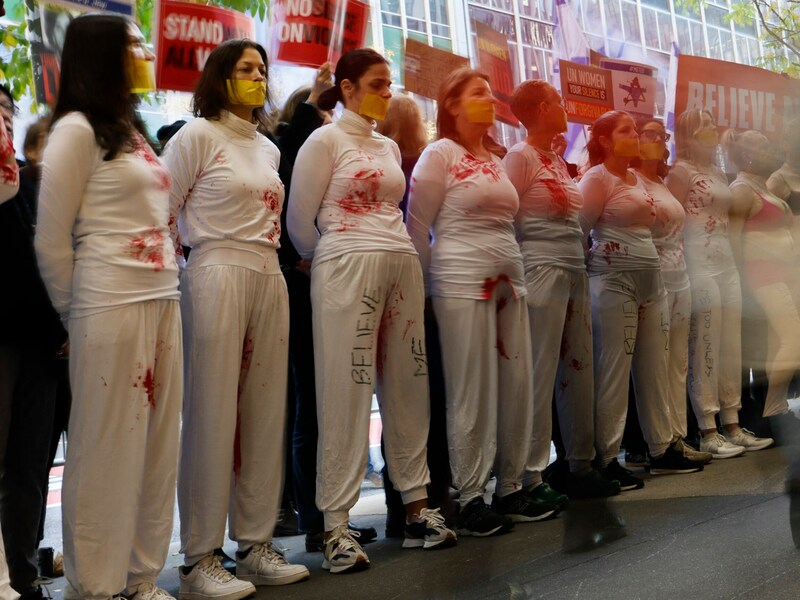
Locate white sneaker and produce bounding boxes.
[236,542,309,586]
[725,427,775,451]
[700,432,746,458]
[322,524,370,574]
[129,582,175,600]
[178,555,255,600]
[402,507,458,549]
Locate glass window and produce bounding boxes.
[432,36,452,51]
[468,5,517,37]
[707,28,723,59]
[429,0,450,26]
[736,35,751,65]
[382,12,402,27]
[748,37,762,65]
[690,20,706,56]
[675,16,691,54]
[520,18,554,49]
[468,0,515,13]
[431,23,451,37]
[622,1,640,42]
[642,7,660,49]
[382,25,404,85]
[605,0,624,40]
[658,11,673,50]
[641,0,669,9]
[718,29,734,61]
[704,5,727,29]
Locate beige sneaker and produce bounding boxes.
[235,542,309,586]
[128,582,175,600]
[674,438,713,464]
[725,427,774,451]
[178,554,255,600]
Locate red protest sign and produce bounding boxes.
[559,60,615,125]
[675,55,800,143]
[155,0,256,93]
[268,0,369,68]
[473,20,519,127]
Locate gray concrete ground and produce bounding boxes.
[38,444,800,600]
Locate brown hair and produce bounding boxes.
[23,116,51,154]
[632,116,668,177]
[192,39,271,130]
[585,110,630,167]
[436,67,506,158]
[674,108,714,160]
[275,85,311,131]
[317,48,388,111]
[376,95,427,157]
[510,79,552,130]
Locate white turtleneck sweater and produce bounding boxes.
[35,112,180,319]
[287,109,414,265]
[162,110,284,271]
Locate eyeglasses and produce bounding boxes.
[640,130,670,142]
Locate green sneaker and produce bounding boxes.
[527,482,569,509]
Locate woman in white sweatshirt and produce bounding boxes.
[162,40,308,599]
[504,80,620,502]
[578,110,704,492]
[408,68,555,536]
[34,15,181,600]
[288,48,455,575]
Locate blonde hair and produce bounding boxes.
[721,128,767,171]
[376,95,427,157]
[674,108,714,160]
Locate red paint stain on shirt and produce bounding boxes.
[496,296,508,312]
[262,188,281,214]
[129,227,166,271]
[482,274,511,299]
[601,241,621,266]
[134,137,171,192]
[450,154,501,183]
[143,368,156,409]
[338,169,385,215]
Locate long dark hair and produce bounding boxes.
[317,48,388,111]
[51,14,148,161]
[586,110,630,167]
[193,39,271,129]
[436,67,506,158]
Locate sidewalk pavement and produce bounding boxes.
[37,442,800,600]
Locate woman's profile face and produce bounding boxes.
[127,22,154,63]
[343,62,392,115]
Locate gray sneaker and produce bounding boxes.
[724,427,774,451]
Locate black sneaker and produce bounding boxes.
[305,522,378,552]
[19,587,45,600]
[565,468,621,499]
[601,459,644,491]
[542,457,570,494]
[273,507,300,537]
[649,442,704,475]
[491,490,559,522]
[624,450,648,468]
[456,497,514,536]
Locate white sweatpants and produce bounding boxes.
[64,300,182,599]
[433,285,533,506]
[311,252,430,531]
[523,266,594,486]
[687,268,742,430]
[590,270,673,464]
[179,264,288,565]
[666,287,691,439]
[751,281,800,418]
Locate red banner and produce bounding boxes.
[473,20,518,127]
[675,55,800,142]
[268,0,369,68]
[559,60,614,125]
[155,0,256,93]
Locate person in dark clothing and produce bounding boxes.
[270,64,377,552]
[0,85,68,600]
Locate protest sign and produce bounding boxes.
[155,0,255,93]
[403,38,468,100]
[591,51,657,120]
[559,59,614,125]
[268,0,369,68]
[473,20,518,126]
